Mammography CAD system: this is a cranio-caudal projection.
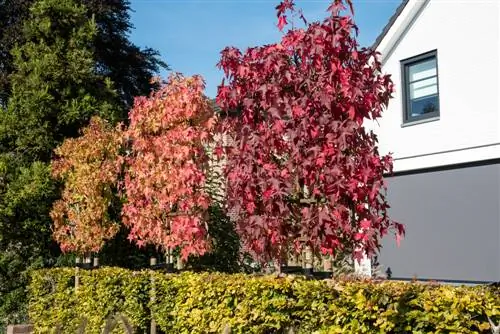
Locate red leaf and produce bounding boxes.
[280,169,289,178]
[348,106,356,120]
[320,246,332,255]
[263,187,274,200]
[275,0,294,16]
[396,232,403,247]
[277,15,288,31]
[310,126,319,138]
[292,106,305,118]
[360,219,371,229]
[315,156,325,167]
[214,145,224,158]
[395,222,405,247]
[246,201,256,214]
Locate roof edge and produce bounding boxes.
[371,0,410,51]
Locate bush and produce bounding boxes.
[29,268,150,333]
[29,268,500,333]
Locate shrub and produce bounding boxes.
[29,268,150,333]
[29,268,500,333]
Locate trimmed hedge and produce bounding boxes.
[29,268,500,333]
[29,268,150,333]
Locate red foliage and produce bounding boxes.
[122,74,216,260]
[216,0,404,263]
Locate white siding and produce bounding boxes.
[369,0,500,172]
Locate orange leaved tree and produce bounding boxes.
[50,116,124,253]
[122,74,216,260]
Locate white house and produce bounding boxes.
[371,0,500,283]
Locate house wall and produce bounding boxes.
[368,0,500,173]
[370,0,500,282]
[381,162,500,282]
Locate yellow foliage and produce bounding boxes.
[29,268,500,333]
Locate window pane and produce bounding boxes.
[410,94,439,117]
[409,77,437,99]
[409,58,436,82]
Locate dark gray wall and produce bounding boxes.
[380,162,500,282]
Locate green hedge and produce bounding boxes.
[29,268,500,333]
[29,268,150,333]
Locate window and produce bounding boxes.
[401,50,439,124]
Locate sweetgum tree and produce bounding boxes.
[216,0,404,264]
[50,117,124,253]
[123,74,216,260]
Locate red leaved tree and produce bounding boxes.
[216,0,404,264]
[50,116,124,253]
[122,74,216,260]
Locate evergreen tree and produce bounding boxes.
[0,0,121,327]
[0,0,166,111]
[1,0,119,161]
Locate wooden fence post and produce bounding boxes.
[304,246,313,275]
[150,257,157,334]
[221,324,231,334]
[75,256,81,290]
[166,248,174,272]
[176,256,184,270]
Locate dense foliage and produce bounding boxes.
[216,0,404,264]
[123,75,217,260]
[51,117,124,253]
[0,161,57,328]
[29,268,150,333]
[0,0,120,326]
[0,0,166,110]
[7,0,415,329]
[0,0,165,327]
[0,0,32,106]
[1,0,119,162]
[29,268,500,333]
[186,205,241,273]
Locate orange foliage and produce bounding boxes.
[122,74,216,260]
[50,117,124,253]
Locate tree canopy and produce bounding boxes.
[51,117,124,254]
[0,0,166,111]
[216,0,404,264]
[123,74,216,260]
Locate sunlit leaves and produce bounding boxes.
[49,75,217,259]
[122,74,216,260]
[50,117,124,253]
[217,0,404,263]
[48,0,404,266]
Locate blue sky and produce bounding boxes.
[129,0,402,98]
